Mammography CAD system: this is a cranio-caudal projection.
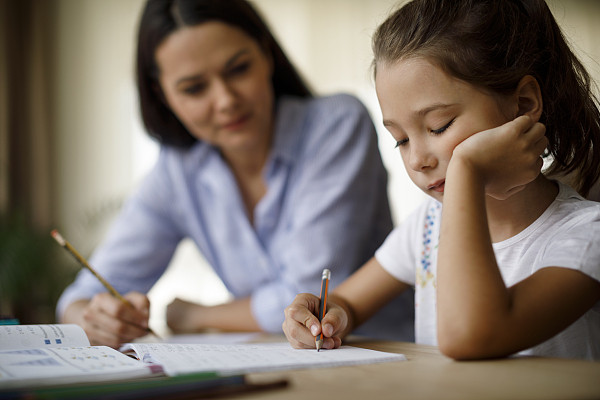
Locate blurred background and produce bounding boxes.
[1,0,599,331]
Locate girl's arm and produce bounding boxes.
[437,118,600,360]
[283,257,410,349]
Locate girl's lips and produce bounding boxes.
[428,180,445,193]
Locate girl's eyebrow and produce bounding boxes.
[382,103,456,128]
[416,103,454,116]
[175,48,251,86]
[382,119,398,128]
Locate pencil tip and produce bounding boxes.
[51,229,65,246]
[315,339,323,352]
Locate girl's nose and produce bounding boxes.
[408,143,436,171]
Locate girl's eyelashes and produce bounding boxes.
[395,138,409,148]
[393,117,456,148]
[431,118,456,134]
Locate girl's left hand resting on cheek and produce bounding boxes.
[452,115,548,200]
[283,293,346,350]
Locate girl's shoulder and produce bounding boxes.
[385,198,442,244]
[551,181,600,222]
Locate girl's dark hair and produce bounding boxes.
[137,0,312,148]
[373,0,600,196]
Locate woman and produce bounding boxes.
[56,0,414,348]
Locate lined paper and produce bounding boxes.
[121,342,406,375]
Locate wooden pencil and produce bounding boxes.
[51,229,160,339]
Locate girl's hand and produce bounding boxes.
[452,115,547,200]
[283,293,346,350]
[80,291,150,348]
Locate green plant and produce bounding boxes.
[0,213,77,323]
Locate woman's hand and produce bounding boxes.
[452,115,547,200]
[167,297,261,333]
[282,293,347,350]
[64,292,151,348]
[166,298,206,333]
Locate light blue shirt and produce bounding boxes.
[57,94,414,340]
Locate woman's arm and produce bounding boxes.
[166,297,261,333]
[57,150,182,345]
[62,292,152,349]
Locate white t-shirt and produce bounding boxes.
[376,181,600,360]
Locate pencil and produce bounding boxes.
[51,229,160,339]
[315,268,330,352]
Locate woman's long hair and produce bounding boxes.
[137,0,312,148]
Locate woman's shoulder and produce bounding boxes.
[308,93,370,117]
[147,141,216,181]
[274,94,375,153]
[279,93,371,122]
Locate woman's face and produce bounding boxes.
[155,22,274,156]
[375,57,515,202]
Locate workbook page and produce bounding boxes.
[0,346,157,388]
[0,324,90,351]
[121,342,406,376]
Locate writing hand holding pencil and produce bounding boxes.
[282,268,351,350]
[52,230,160,348]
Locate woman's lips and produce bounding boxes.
[221,115,250,130]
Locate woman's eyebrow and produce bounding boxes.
[175,49,251,85]
[223,48,251,69]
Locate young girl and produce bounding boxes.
[282,0,600,360]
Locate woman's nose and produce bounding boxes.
[212,79,238,112]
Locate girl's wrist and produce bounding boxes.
[329,294,356,338]
[447,153,486,192]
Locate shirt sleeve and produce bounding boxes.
[536,216,600,283]
[56,149,183,319]
[249,94,394,331]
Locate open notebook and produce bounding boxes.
[0,324,406,388]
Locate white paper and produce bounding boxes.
[0,346,155,388]
[0,324,90,351]
[121,342,406,376]
[163,332,261,345]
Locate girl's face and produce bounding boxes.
[156,22,274,155]
[375,58,514,202]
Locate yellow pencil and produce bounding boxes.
[51,229,160,339]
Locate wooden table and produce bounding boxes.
[236,337,600,400]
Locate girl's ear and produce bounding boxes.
[515,75,543,122]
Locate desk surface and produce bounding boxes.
[238,338,600,400]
